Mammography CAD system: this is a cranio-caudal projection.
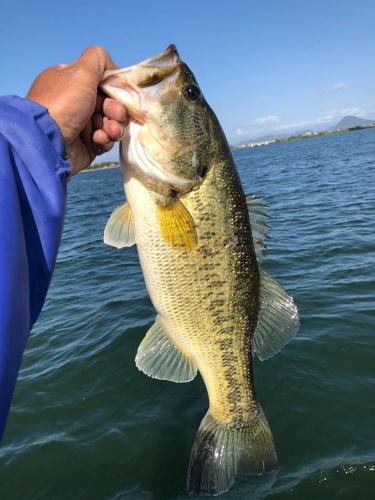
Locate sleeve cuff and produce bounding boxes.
[0,95,72,176]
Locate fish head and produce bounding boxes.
[101,45,218,191]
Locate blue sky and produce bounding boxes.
[1,0,374,149]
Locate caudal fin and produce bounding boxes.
[187,404,277,496]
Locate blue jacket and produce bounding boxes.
[0,96,70,441]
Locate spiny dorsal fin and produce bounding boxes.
[157,198,197,252]
[246,194,271,262]
[252,270,299,361]
[103,201,136,248]
[135,316,197,383]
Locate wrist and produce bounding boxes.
[29,101,67,159]
[0,95,71,178]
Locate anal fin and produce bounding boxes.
[135,316,197,383]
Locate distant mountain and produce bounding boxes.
[232,115,375,146]
[329,115,375,130]
[234,130,315,146]
[234,133,283,146]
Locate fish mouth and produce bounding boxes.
[100,45,181,123]
[101,45,198,191]
[139,44,180,67]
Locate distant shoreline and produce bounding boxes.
[231,124,375,150]
[82,163,120,172]
[82,125,374,172]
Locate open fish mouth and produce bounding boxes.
[100,44,200,189]
[100,45,181,123]
[139,43,180,67]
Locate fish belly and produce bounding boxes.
[124,165,260,425]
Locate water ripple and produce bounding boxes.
[0,129,374,499]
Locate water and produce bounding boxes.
[1,129,374,499]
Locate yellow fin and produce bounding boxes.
[157,198,197,251]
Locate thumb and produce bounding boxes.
[76,46,119,85]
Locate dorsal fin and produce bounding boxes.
[246,194,271,262]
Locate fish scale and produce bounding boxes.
[125,150,259,423]
[101,44,298,496]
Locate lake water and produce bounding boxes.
[0,129,374,499]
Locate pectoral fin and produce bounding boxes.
[157,198,197,252]
[136,316,197,383]
[252,270,299,360]
[103,202,136,248]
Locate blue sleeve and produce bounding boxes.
[0,96,71,441]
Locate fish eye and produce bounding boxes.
[183,84,201,101]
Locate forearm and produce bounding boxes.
[0,95,70,441]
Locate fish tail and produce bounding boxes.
[187,404,277,496]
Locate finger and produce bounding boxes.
[102,118,124,141]
[52,64,68,71]
[76,46,118,83]
[99,141,115,153]
[92,128,110,146]
[92,130,115,154]
[102,98,127,122]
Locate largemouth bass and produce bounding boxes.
[101,45,299,496]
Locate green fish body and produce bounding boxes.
[101,45,299,496]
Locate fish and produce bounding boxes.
[100,45,299,496]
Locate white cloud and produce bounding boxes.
[236,127,250,136]
[325,82,350,92]
[317,107,358,122]
[236,115,280,135]
[234,107,375,139]
[274,120,316,131]
[252,115,280,126]
[273,107,372,132]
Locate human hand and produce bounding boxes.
[27,46,127,176]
